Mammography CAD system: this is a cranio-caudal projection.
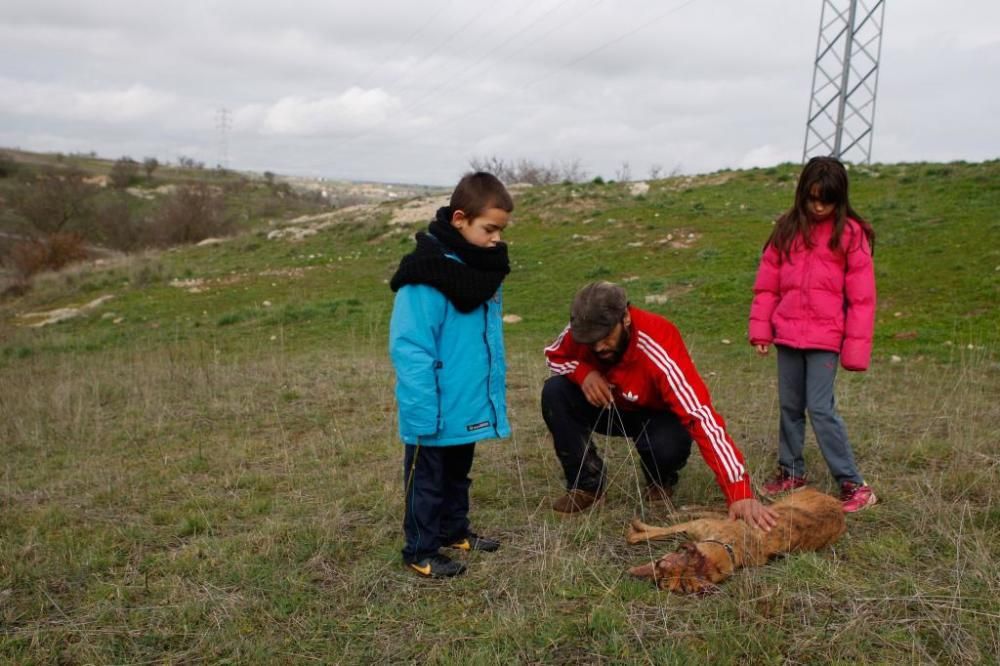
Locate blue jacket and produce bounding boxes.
[389,277,509,446]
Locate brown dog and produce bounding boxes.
[626,488,846,594]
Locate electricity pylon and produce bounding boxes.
[803,0,886,164]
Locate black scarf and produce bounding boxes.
[389,207,510,313]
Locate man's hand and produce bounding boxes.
[581,370,614,408]
[729,498,778,532]
[754,343,770,356]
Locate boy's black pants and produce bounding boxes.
[541,375,692,494]
[402,442,475,563]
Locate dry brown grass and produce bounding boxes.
[1,339,996,662]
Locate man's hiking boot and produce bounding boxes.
[407,553,467,579]
[761,469,807,496]
[644,483,675,507]
[552,488,603,514]
[840,481,877,513]
[448,532,500,553]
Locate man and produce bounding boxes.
[542,281,777,531]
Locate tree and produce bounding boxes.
[143,157,159,180]
[11,169,97,235]
[177,155,204,170]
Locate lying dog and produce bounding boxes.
[626,488,846,594]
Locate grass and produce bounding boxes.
[1,160,998,663]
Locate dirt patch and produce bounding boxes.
[388,196,449,226]
[17,295,114,327]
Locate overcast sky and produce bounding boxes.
[2,0,998,185]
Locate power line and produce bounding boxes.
[348,1,456,90]
[304,0,701,171]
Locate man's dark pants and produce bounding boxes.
[402,442,475,564]
[540,375,692,494]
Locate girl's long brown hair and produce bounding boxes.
[766,156,875,259]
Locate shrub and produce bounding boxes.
[109,157,140,189]
[150,184,233,246]
[142,157,159,180]
[10,169,97,234]
[8,233,89,278]
[468,155,589,185]
[95,196,143,251]
[0,152,18,178]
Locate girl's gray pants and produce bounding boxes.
[776,345,863,485]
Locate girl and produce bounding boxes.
[748,157,877,512]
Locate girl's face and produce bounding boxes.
[452,207,510,248]
[807,184,836,221]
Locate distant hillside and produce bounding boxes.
[0,157,998,663]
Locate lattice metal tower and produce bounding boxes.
[215,107,231,170]
[803,0,886,164]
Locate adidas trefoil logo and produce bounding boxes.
[622,391,639,402]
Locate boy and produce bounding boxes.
[389,172,513,578]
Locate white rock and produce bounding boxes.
[645,294,669,305]
[262,301,272,308]
[721,339,731,345]
[890,355,902,363]
[629,181,650,196]
[502,314,522,324]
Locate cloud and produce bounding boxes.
[0,77,176,123]
[236,87,401,136]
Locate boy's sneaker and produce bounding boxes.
[761,469,807,496]
[840,481,877,513]
[448,532,500,553]
[407,554,467,579]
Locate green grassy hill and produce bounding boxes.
[1,160,998,663]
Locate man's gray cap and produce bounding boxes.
[570,281,628,344]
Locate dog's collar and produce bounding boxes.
[699,539,736,569]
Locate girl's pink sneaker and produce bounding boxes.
[761,470,807,496]
[840,481,877,512]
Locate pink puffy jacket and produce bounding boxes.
[748,217,876,371]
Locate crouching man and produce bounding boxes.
[542,281,777,531]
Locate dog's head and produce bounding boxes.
[628,542,729,595]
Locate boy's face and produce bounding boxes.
[451,207,510,248]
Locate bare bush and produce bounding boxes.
[177,155,205,170]
[95,196,144,251]
[150,184,232,246]
[468,155,589,185]
[8,232,89,279]
[10,169,97,235]
[109,157,140,189]
[614,161,632,182]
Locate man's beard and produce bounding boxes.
[596,328,630,365]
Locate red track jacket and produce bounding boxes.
[544,305,753,504]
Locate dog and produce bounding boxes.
[626,487,846,594]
